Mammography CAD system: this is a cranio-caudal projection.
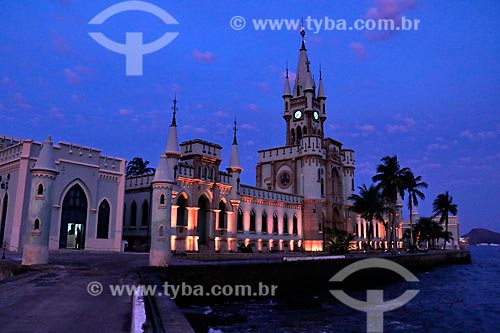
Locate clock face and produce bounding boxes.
[313,111,319,120]
[294,110,302,119]
[278,170,292,188]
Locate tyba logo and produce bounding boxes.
[88,1,179,76]
[329,258,419,333]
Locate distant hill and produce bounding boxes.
[462,228,500,245]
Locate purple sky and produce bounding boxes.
[1,0,499,234]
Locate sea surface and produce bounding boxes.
[206,246,500,332]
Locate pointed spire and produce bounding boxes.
[300,22,306,50]
[153,155,173,183]
[294,27,313,97]
[228,119,242,171]
[283,64,292,97]
[166,97,180,155]
[34,136,57,173]
[171,95,178,127]
[318,65,326,98]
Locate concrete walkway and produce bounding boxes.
[0,251,147,333]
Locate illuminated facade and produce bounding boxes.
[123,31,356,253]
[0,135,126,261]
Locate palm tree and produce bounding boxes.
[403,170,428,251]
[349,184,386,251]
[126,157,155,177]
[432,191,458,250]
[413,216,443,250]
[372,155,410,251]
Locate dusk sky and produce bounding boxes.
[1,1,499,234]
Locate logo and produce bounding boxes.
[88,1,179,76]
[329,258,419,333]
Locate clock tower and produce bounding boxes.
[283,27,326,147]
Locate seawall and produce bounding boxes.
[160,250,471,301]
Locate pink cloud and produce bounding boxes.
[50,107,65,120]
[349,42,367,61]
[52,36,74,54]
[13,93,32,110]
[386,124,408,133]
[240,123,256,131]
[247,104,259,112]
[193,49,215,63]
[365,0,419,41]
[256,82,270,93]
[64,68,80,85]
[358,124,376,132]
[118,108,133,116]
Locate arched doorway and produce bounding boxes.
[197,196,209,245]
[0,193,8,247]
[59,184,88,249]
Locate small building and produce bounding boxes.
[0,135,125,253]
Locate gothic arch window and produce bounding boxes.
[174,165,178,179]
[158,225,165,237]
[285,101,289,110]
[97,200,110,239]
[130,201,137,227]
[297,126,302,142]
[37,184,44,196]
[203,166,208,179]
[237,207,243,232]
[218,201,226,229]
[296,85,300,96]
[250,209,256,232]
[141,200,149,227]
[198,166,202,179]
[210,168,214,181]
[160,193,165,205]
[283,214,289,234]
[261,210,268,234]
[273,212,279,234]
[291,128,295,144]
[303,126,307,135]
[293,215,298,235]
[34,219,40,230]
[177,195,187,226]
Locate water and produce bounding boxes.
[206,247,500,332]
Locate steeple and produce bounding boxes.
[283,66,292,97]
[318,66,326,99]
[166,96,180,155]
[34,136,57,173]
[294,27,314,97]
[228,120,242,171]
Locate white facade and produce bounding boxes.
[0,136,125,253]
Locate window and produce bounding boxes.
[218,201,226,229]
[293,215,298,235]
[283,214,288,234]
[177,196,187,226]
[141,200,149,227]
[97,200,110,239]
[160,194,165,205]
[250,210,256,232]
[273,212,279,234]
[291,128,295,144]
[174,166,178,179]
[130,201,137,227]
[297,127,302,142]
[34,219,40,230]
[159,225,165,237]
[237,208,243,232]
[261,211,268,233]
[37,184,44,196]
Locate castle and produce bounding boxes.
[123,30,356,254]
[0,31,358,265]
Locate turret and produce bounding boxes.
[149,99,179,267]
[165,97,181,181]
[227,120,243,199]
[22,136,59,265]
